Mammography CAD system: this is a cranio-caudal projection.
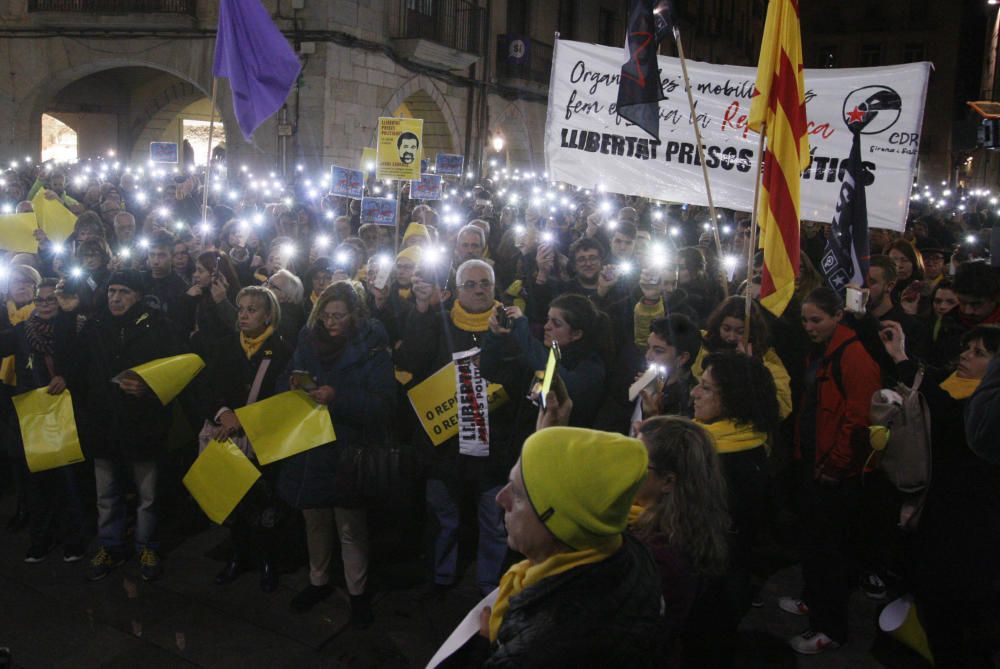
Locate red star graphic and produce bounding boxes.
[846,106,866,124]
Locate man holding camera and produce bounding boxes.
[396,259,527,597]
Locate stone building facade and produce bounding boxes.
[0,0,763,177]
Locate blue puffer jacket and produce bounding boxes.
[276,319,395,509]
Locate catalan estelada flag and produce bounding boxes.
[747,0,809,317]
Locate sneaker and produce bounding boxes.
[290,584,332,614]
[778,596,810,616]
[63,542,87,563]
[860,572,887,600]
[24,541,54,563]
[88,547,125,581]
[788,629,840,655]
[139,548,163,582]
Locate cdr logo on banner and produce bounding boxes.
[842,85,918,151]
[842,86,902,134]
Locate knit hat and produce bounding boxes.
[520,427,648,551]
[396,246,423,265]
[107,269,145,295]
[402,222,430,244]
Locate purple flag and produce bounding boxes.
[213,0,302,141]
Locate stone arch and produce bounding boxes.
[377,75,462,160]
[493,102,535,170]
[130,81,219,163]
[15,55,234,163]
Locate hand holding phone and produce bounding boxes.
[290,370,318,391]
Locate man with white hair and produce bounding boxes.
[397,259,528,597]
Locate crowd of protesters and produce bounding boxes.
[1,153,999,667]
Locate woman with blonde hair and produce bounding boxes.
[203,285,292,591]
[633,416,730,667]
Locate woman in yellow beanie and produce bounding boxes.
[481,427,662,667]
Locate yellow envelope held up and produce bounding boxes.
[116,353,205,405]
[235,390,337,466]
[0,213,40,253]
[182,439,260,525]
[31,190,77,244]
[407,362,508,446]
[13,388,85,473]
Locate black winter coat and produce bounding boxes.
[201,330,292,420]
[0,311,78,394]
[485,534,662,668]
[71,305,184,461]
[276,319,395,509]
[397,305,532,489]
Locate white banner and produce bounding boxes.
[544,40,930,231]
[453,348,490,457]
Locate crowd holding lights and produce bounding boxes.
[3,151,994,290]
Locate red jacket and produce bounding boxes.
[797,324,882,480]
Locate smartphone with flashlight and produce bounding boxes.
[845,285,868,315]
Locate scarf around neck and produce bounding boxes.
[696,419,767,454]
[939,372,980,400]
[240,325,274,360]
[450,299,499,333]
[488,539,622,642]
[24,313,56,356]
[1,300,34,385]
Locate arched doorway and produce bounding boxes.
[493,103,534,170]
[392,90,456,159]
[380,76,462,166]
[38,66,225,165]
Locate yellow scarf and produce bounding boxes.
[451,300,500,333]
[398,286,412,300]
[504,279,526,312]
[696,419,767,454]
[1,300,34,386]
[627,503,646,529]
[634,298,665,347]
[489,539,622,642]
[939,372,980,400]
[239,325,274,360]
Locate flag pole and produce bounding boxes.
[672,27,723,260]
[744,122,767,344]
[200,77,219,242]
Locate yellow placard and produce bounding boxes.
[182,439,261,525]
[407,362,508,446]
[235,390,337,465]
[361,147,377,172]
[117,353,205,406]
[376,117,423,180]
[13,388,85,473]
[30,191,77,244]
[0,213,39,253]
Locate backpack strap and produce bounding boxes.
[823,336,859,398]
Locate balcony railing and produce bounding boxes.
[496,36,553,86]
[389,0,484,55]
[27,0,196,14]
